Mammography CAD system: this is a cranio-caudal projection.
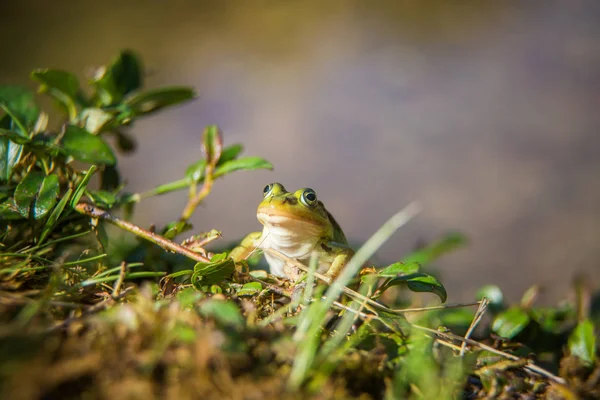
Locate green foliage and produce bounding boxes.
[568,319,596,365]
[191,253,236,290]
[492,306,531,339]
[0,50,271,293]
[0,50,597,400]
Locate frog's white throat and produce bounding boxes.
[256,215,327,278]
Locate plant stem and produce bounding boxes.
[74,203,210,263]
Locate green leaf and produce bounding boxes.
[0,198,24,220]
[70,165,97,209]
[0,86,39,130]
[191,256,235,288]
[124,86,195,115]
[199,299,244,329]
[14,172,59,219]
[439,308,476,328]
[219,144,243,164]
[214,157,273,178]
[61,125,116,165]
[405,274,447,303]
[39,188,72,243]
[184,159,206,182]
[162,220,193,240]
[78,108,114,134]
[92,50,142,106]
[568,319,596,365]
[31,69,80,119]
[492,307,530,339]
[87,190,117,208]
[378,272,447,303]
[0,127,31,144]
[248,270,268,280]
[0,137,23,181]
[176,287,204,307]
[237,282,262,296]
[402,232,467,266]
[477,285,504,312]
[377,261,420,277]
[184,144,244,183]
[0,104,28,138]
[202,125,223,167]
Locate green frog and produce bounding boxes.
[230,182,353,281]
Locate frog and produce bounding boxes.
[230,182,354,281]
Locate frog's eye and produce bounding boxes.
[263,183,274,197]
[300,188,318,207]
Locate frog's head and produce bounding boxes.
[257,182,332,239]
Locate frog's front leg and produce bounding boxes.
[324,246,354,281]
[229,231,262,261]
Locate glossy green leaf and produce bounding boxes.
[0,86,39,130]
[124,86,195,115]
[0,137,23,181]
[92,50,142,106]
[405,274,447,303]
[402,232,467,266]
[202,125,223,166]
[191,256,235,288]
[199,299,244,329]
[378,272,447,303]
[214,157,273,178]
[31,69,80,119]
[39,188,73,243]
[568,319,596,365]
[377,261,420,277]
[492,307,530,339]
[14,172,59,219]
[237,282,262,296]
[87,190,117,208]
[61,125,116,165]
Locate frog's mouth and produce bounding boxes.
[257,207,324,236]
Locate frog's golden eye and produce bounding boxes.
[300,188,318,207]
[263,183,274,197]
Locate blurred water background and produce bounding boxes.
[3,0,599,303]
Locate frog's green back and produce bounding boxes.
[325,208,348,244]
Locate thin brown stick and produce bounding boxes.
[180,166,214,221]
[411,323,566,385]
[460,297,488,356]
[75,203,210,262]
[264,248,480,315]
[112,261,127,297]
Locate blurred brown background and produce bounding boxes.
[2,0,599,303]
